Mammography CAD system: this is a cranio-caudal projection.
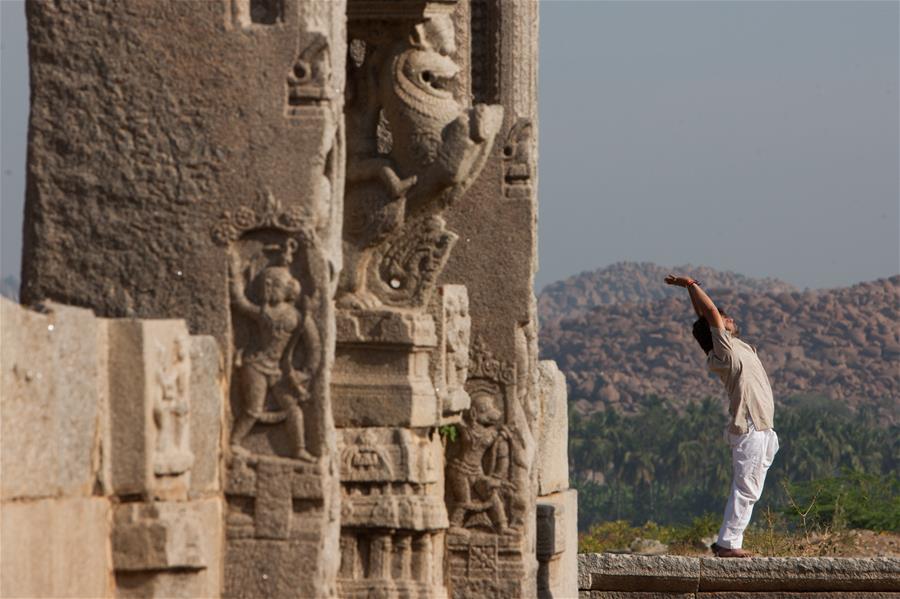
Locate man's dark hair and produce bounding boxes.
[693,310,736,354]
[692,317,713,354]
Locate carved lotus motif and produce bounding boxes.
[233,207,257,229]
[211,221,239,245]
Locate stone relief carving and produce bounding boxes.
[501,118,534,198]
[366,215,456,308]
[286,32,332,114]
[340,13,503,310]
[153,337,194,477]
[434,285,471,416]
[445,338,526,536]
[212,191,323,462]
[341,429,393,481]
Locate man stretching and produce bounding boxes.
[665,274,779,558]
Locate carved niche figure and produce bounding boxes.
[213,192,324,462]
[228,240,318,461]
[340,14,504,310]
[153,337,193,476]
[446,389,518,535]
[444,290,470,397]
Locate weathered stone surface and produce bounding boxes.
[112,497,223,599]
[698,557,900,592]
[332,310,439,428]
[537,489,578,599]
[0,298,106,500]
[188,335,223,497]
[580,593,695,599]
[107,319,194,501]
[698,593,900,599]
[437,0,545,595]
[225,539,323,599]
[1,497,113,598]
[22,1,346,592]
[537,360,569,495]
[431,285,472,420]
[578,554,700,592]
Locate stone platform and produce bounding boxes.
[578,554,900,598]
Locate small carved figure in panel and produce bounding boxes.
[286,32,332,113]
[228,239,316,462]
[153,337,193,476]
[445,290,471,398]
[502,119,534,198]
[446,389,516,535]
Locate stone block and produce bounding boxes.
[188,335,223,497]
[698,593,899,599]
[698,557,900,592]
[112,498,223,599]
[107,319,194,501]
[578,554,700,592]
[1,497,113,598]
[537,360,569,495]
[0,299,106,500]
[580,593,696,599]
[537,489,578,599]
[332,310,440,427]
[224,539,322,599]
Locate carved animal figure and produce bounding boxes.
[340,14,503,309]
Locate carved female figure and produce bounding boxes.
[228,240,316,462]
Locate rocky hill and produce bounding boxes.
[538,264,899,417]
[539,262,797,325]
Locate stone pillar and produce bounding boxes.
[21,1,346,596]
[106,318,225,599]
[439,0,546,597]
[335,1,502,597]
[535,361,579,599]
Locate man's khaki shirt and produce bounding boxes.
[707,327,775,434]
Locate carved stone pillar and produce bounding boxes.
[335,1,502,597]
[438,1,554,597]
[22,1,347,597]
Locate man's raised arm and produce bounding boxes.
[665,274,724,329]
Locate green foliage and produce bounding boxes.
[570,394,900,533]
[578,514,720,554]
[782,472,900,531]
[438,424,458,443]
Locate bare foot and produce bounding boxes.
[711,543,753,558]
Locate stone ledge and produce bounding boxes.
[579,592,900,599]
[578,554,699,592]
[698,557,900,592]
[579,554,900,593]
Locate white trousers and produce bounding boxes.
[716,422,779,549]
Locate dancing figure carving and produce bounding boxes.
[228,239,319,461]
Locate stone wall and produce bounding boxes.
[578,553,900,598]
[1,297,224,598]
[10,0,577,597]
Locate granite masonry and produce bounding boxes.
[7,0,577,597]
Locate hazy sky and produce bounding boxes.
[2,1,898,292]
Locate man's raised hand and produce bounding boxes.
[665,274,693,288]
